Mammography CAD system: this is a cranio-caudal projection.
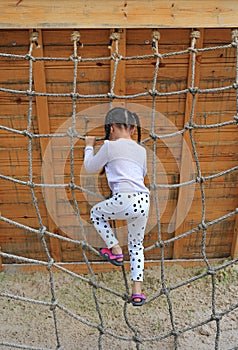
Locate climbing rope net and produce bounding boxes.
[0,29,238,350]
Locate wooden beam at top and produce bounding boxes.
[1,1,238,29]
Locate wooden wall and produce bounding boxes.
[0,28,237,269]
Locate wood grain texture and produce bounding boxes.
[0,28,237,267]
[0,1,238,28]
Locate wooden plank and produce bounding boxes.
[173,29,204,259]
[0,1,238,29]
[31,29,62,262]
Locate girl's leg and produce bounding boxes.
[90,198,119,249]
[127,193,150,297]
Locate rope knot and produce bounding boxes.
[47,258,54,270]
[50,298,58,311]
[199,221,207,230]
[23,130,33,139]
[133,335,143,344]
[67,127,78,138]
[158,240,165,248]
[149,89,158,96]
[188,87,199,95]
[185,122,194,130]
[97,325,105,334]
[107,92,115,99]
[196,176,205,184]
[68,181,75,190]
[211,313,222,321]
[149,131,158,140]
[39,226,47,238]
[188,47,198,53]
[70,92,79,101]
[233,82,238,89]
[171,329,180,336]
[27,181,35,188]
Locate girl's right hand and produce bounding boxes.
[85,136,96,147]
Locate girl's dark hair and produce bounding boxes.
[104,107,141,143]
[100,107,141,176]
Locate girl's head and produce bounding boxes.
[104,107,141,142]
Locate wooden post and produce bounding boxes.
[173,29,204,259]
[231,213,238,259]
[31,29,62,262]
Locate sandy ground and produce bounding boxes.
[0,261,238,350]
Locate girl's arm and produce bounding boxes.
[84,136,109,172]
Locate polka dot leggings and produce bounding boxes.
[90,192,150,282]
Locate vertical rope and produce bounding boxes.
[28,30,62,349]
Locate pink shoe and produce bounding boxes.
[99,248,124,266]
[131,293,146,306]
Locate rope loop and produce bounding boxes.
[190,30,200,40]
[109,31,120,42]
[231,29,238,42]
[71,31,82,45]
[30,30,40,48]
[152,30,160,54]
[108,30,120,52]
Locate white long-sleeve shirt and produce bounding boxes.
[84,138,149,195]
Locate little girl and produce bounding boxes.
[84,107,150,306]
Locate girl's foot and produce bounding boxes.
[131,293,146,306]
[111,244,123,263]
[99,248,124,266]
[132,281,145,304]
